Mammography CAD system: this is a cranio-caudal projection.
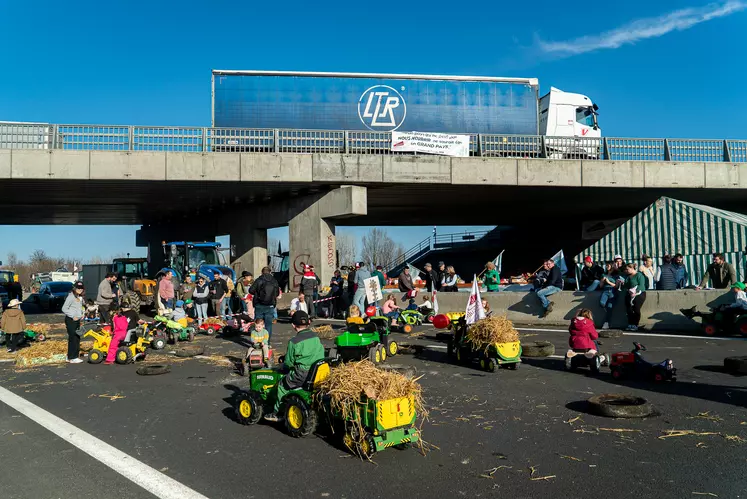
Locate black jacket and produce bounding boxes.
[347,270,357,295]
[545,266,563,289]
[435,268,445,291]
[209,278,228,300]
[580,264,603,287]
[421,269,439,292]
[249,273,280,307]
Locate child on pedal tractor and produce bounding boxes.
[84,300,100,324]
[346,305,365,325]
[568,309,607,366]
[172,300,188,328]
[104,307,128,365]
[243,317,272,369]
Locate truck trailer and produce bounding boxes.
[211,70,601,151]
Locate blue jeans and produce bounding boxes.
[600,288,617,323]
[163,298,175,310]
[536,286,561,309]
[583,280,601,292]
[195,303,208,325]
[222,297,233,319]
[254,305,276,341]
[353,289,366,314]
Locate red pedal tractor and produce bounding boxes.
[610,342,676,382]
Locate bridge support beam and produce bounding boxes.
[229,228,268,281]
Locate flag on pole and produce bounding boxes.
[550,250,568,275]
[407,262,421,280]
[432,287,439,315]
[493,250,505,274]
[465,274,486,325]
[73,262,78,272]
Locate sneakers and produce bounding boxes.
[67,358,84,364]
[625,325,638,332]
[602,322,610,330]
[264,412,281,422]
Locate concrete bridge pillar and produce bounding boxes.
[229,228,268,280]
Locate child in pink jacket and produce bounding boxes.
[105,308,129,364]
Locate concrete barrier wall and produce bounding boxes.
[277,290,732,331]
[3,150,746,189]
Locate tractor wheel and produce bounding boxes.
[136,365,170,376]
[235,391,263,425]
[734,317,747,337]
[404,314,417,326]
[187,329,195,342]
[587,394,654,419]
[483,357,496,373]
[356,432,376,459]
[401,324,413,334]
[387,340,399,357]
[123,291,141,311]
[88,349,105,364]
[377,344,387,363]
[590,356,602,374]
[283,394,317,438]
[369,346,382,364]
[115,347,133,365]
[151,337,166,350]
[455,348,466,365]
[702,323,719,336]
[175,345,205,358]
[611,367,623,380]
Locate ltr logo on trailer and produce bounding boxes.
[358,85,407,131]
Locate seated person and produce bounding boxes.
[290,292,309,316]
[171,300,188,328]
[419,295,433,315]
[84,300,99,322]
[247,318,272,366]
[568,309,606,364]
[720,282,747,323]
[346,305,365,325]
[381,295,400,322]
[264,312,324,422]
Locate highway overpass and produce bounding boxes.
[2,123,747,283]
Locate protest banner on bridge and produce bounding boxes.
[391,131,470,157]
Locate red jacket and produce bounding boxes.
[568,317,598,350]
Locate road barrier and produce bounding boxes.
[1,123,745,163]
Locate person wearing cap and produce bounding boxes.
[697,253,737,290]
[613,255,624,270]
[1,298,26,353]
[579,256,603,292]
[236,271,254,313]
[96,273,118,324]
[193,276,210,326]
[301,265,320,319]
[264,311,324,422]
[61,281,86,363]
[346,263,358,306]
[728,282,747,309]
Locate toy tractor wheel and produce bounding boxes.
[564,355,574,371]
[283,394,317,438]
[206,327,215,336]
[234,391,263,425]
[369,345,382,364]
[734,317,747,337]
[88,349,104,364]
[387,340,398,357]
[187,329,195,342]
[481,357,496,373]
[36,333,46,342]
[590,356,602,374]
[401,324,413,334]
[151,337,166,350]
[611,367,623,380]
[115,347,133,365]
[356,432,376,459]
[702,323,718,336]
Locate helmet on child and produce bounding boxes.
[365,306,376,317]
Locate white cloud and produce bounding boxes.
[537,1,746,56]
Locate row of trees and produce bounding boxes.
[1,250,125,290]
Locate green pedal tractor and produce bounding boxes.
[233,360,420,458]
[153,315,195,344]
[328,317,401,364]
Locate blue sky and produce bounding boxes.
[1,0,746,261]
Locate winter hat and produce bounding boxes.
[175,300,185,307]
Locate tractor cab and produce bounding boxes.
[162,242,235,282]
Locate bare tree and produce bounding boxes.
[336,233,357,268]
[360,228,400,269]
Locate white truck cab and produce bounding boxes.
[539,87,601,158]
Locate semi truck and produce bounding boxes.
[211,70,601,156]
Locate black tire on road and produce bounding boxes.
[175,345,205,358]
[136,365,171,376]
[521,341,556,358]
[724,356,747,374]
[587,394,654,418]
[598,330,623,338]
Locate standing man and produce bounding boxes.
[347,263,358,308]
[371,265,386,289]
[96,273,117,324]
[236,271,253,312]
[656,255,678,291]
[159,271,176,310]
[353,262,371,313]
[301,265,319,319]
[209,271,228,318]
[329,270,344,319]
[534,259,563,318]
[421,263,439,293]
[398,266,415,301]
[435,262,446,291]
[263,311,324,422]
[179,274,195,302]
[697,253,737,290]
[673,254,689,289]
[249,266,281,341]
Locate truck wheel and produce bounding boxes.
[283,395,317,438]
[124,291,140,311]
[115,347,132,365]
[235,391,263,425]
[88,349,104,364]
[587,394,654,418]
[521,341,555,358]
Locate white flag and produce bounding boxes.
[432,288,439,315]
[465,274,486,325]
[73,262,78,272]
[551,250,568,275]
[493,250,504,274]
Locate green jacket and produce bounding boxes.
[484,269,500,292]
[284,329,325,374]
[371,270,386,288]
[623,272,646,293]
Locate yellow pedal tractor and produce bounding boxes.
[85,324,153,364]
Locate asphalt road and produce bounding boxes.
[0,315,745,499]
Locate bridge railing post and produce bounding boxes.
[202,127,208,153]
[343,131,349,154]
[51,124,59,149]
[127,126,134,151]
[602,137,610,160]
[724,140,732,162]
[274,129,279,153]
[664,138,671,161]
[540,136,548,158]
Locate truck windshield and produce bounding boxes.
[0,272,11,283]
[576,107,596,127]
[189,247,219,268]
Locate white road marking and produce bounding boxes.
[516,327,747,342]
[0,386,208,499]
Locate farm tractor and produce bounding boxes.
[112,257,156,311]
[233,360,420,458]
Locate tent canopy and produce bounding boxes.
[576,197,746,285]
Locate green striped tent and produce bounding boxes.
[575,197,746,286]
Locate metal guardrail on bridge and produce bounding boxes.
[1,123,745,163]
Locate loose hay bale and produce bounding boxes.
[15,340,69,367]
[312,324,335,339]
[465,316,519,351]
[26,323,52,335]
[316,360,428,455]
[203,318,226,327]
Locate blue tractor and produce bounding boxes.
[160,241,235,282]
